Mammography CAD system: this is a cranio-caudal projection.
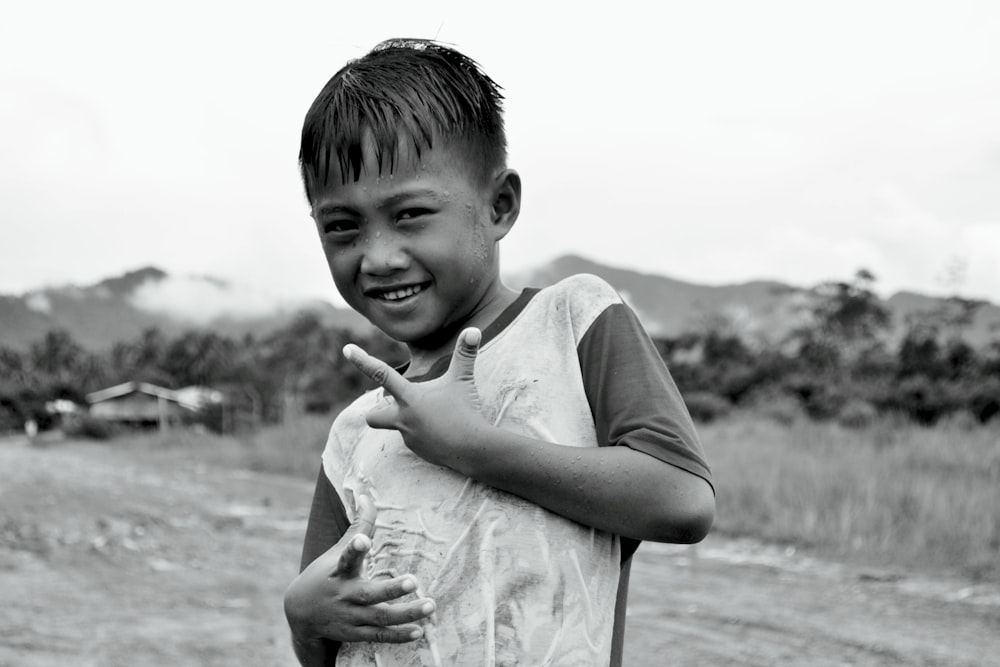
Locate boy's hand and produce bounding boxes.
[284,495,435,644]
[343,328,489,470]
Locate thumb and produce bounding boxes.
[365,399,401,431]
[449,327,482,381]
[335,494,376,578]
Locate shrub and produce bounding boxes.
[683,391,732,423]
[784,375,847,420]
[64,414,114,440]
[959,377,1000,424]
[837,399,878,429]
[742,388,805,426]
[873,374,956,425]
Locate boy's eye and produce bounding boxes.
[397,208,431,222]
[322,219,359,236]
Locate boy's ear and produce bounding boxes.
[489,169,521,240]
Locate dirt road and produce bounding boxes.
[1,437,997,666]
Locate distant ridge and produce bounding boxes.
[511,254,807,339]
[512,254,1000,345]
[2,257,997,350]
[94,267,169,298]
[0,267,370,351]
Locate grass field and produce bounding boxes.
[122,411,1000,582]
[704,414,1000,581]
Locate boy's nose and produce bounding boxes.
[359,233,409,275]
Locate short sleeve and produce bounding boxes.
[577,301,713,490]
[300,465,351,571]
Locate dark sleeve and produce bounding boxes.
[300,465,351,571]
[296,466,351,664]
[578,302,714,561]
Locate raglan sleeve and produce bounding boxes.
[576,294,714,493]
[300,427,351,572]
[300,465,351,571]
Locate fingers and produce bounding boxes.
[341,595,436,642]
[337,577,436,643]
[356,600,435,641]
[341,621,426,644]
[346,575,419,606]
[336,495,377,577]
[448,327,481,381]
[354,493,376,539]
[344,344,409,399]
[336,532,371,579]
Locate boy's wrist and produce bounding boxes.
[290,634,338,667]
[450,423,521,480]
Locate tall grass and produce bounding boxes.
[703,413,1000,580]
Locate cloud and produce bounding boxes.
[25,292,51,314]
[129,274,305,323]
[863,184,1000,299]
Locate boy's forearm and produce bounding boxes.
[453,426,715,543]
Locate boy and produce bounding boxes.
[284,39,714,667]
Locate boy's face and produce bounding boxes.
[310,139,509,351]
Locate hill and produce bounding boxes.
[510,255,806,339]
[0,268,370,351]
[2,257,997,350]
[512,255,1000,345]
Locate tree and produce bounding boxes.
[808,269,891,345]
[29,330,86,383]
[162,330,238,387]
[108,327,173,386]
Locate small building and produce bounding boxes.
[86,381,187,431]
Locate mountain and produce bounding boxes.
[509,255,808,340]
[3,257,997,351]
[886,291,1000,347]
[511,254,1000,345]
[0,268,371,351]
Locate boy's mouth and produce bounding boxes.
[368,282,430,303]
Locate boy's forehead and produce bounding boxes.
[313,133,477,196]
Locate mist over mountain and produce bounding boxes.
[1,256,997,350]
[0,268,369,350]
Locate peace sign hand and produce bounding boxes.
[344,328,489,470]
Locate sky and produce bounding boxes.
[2,0,999,312]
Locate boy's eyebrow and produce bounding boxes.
[374,189,449,210]
[314,189,448,217]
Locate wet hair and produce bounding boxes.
[299,38,507,201]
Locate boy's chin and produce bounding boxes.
[381,321,462,352]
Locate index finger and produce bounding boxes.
[343,344,409,399]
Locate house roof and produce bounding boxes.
[86,381,180,405]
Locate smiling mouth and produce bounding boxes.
[370,282,429,302]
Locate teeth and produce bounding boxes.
[380,284,424,301]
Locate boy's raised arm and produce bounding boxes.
[345,329,715,544]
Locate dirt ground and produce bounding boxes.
[1,436,998,666]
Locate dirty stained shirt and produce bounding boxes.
[303,273,713,667]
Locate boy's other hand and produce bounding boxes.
[343,328,488,470]
[284,495,434,644]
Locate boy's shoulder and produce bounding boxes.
[327,387,382,441]
[544,272,621,300]
[529,272,625,332]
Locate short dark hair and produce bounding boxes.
[299,38,507,201]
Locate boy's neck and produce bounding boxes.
[404,282,519,377]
